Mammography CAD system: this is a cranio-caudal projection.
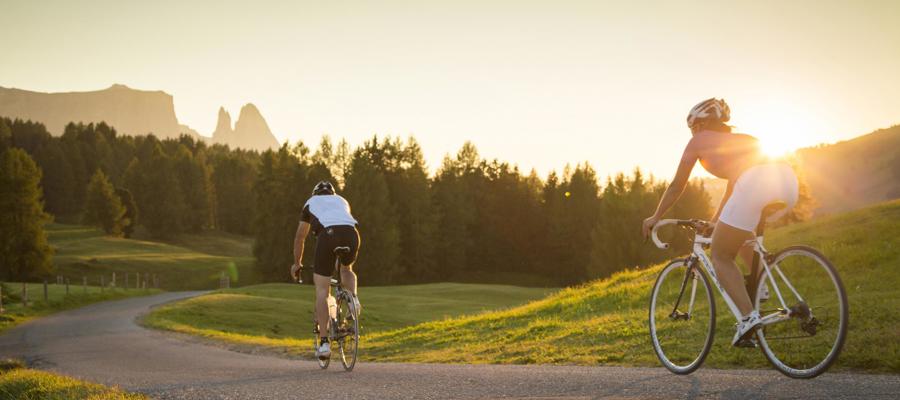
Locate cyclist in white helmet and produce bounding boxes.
[291,180,361,359]
[641,98,799,346]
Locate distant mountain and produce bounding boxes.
[700,125,900,216]
[211,104,279,151]
[0,84,280,151]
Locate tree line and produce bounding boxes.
[2,116,718,286]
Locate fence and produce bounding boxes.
[0,272,161,312]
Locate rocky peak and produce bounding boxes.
[231,103,279,151]
[212,107,234,141]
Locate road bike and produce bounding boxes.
[648,203,848,378]
[298,246,360,371]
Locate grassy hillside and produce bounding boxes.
[143,283,556,352]
[797,125,900,215]
[361,201,900,372]
[0,359,146,400]
[0,283,161,335]
[49,224,255,290]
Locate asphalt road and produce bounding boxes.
[0,292,897,400]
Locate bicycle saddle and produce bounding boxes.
[756,201,788,235]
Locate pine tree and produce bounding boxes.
[83,169,127,235]
[0,148,53,281]
[115,187,138,238]
[343,155,401,284]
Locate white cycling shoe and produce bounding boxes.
[316,342,331,359]
[732,311,762,347]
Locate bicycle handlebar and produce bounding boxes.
[651,219,678,249]
[651,219,712,250]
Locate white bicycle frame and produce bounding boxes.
[651,219,806,327]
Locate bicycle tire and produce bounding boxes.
[755,245,848,379]
[337,293,360,371]
[649,258,716,375]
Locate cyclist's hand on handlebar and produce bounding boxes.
[290,263,303,282]
[642,215,659,238]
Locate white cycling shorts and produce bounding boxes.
[719,162,799,232]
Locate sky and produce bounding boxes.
[2,0,899,179]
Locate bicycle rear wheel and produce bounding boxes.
[649,258,716,374]
[337,293,359,371]
[755,245,848,379]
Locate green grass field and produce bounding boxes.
[134,201,899,372]
[0,282,161,335]
[49,224,255,290]
[360,201,900,372]
[0,359,146,400]
[142,282,556,353]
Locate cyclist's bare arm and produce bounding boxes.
[292,221,311,278]
[643,141,697,236]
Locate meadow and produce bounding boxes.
[0,359,145,400]
[49,224,255,290]
[142,282,556,353]
[145,200,900,372]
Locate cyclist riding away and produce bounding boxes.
[291,180,361,359]
[641,98,799,346]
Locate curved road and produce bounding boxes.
[0,292,897,400]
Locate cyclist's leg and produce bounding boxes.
[339,264,357,296]
[711,222,755,316]
[313,272,332,336]
[338,226,361,296]
[313,232,338,339]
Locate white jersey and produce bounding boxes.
[301,194,358,231]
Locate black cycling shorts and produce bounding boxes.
[313,225,360,277]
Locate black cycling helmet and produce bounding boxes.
[312,180,335,196]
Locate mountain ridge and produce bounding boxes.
[0,84,280,152]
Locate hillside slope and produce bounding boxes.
[49,224,255,290]
[702,125,900,216]
[363,200,900,372]
[797,125,900,214]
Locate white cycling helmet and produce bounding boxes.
[687,98,730,129]
[312,180,335,196]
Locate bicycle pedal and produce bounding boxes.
[734,337,758,348]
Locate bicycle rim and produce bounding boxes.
[649,259,716,374]
[337,294,359,371]
[755,245,848,379]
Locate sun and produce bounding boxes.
[758,137,799,158]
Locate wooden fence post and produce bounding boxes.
[43,280,48,302]
[22,282,28,307]
[65,278,70,295]
[0,284,4,313]
[112,272,116,289]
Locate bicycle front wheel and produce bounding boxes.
[649,258,716,375]
[755,245,848,379]
[337,294,359,371]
